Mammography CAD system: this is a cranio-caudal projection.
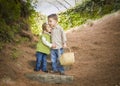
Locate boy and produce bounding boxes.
[34,23,56,72]
[48,14,67,75]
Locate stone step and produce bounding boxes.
[25,73,74,84]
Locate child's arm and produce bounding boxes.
[42,36,56,48]
[61,28,67,48]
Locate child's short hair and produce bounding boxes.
[42,22,47,31]
[48,14,58,21]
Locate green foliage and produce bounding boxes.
[0,0,21,23]
[0,0,36,50]
[29,12,46,35]
[19,37,30,42]
[0,42,4,51]
[58,0,120,30]
[0,18,18,43]
[11,47,21,60]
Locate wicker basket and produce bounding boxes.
[60,48,75,66]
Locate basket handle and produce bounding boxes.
[64,47,72,52]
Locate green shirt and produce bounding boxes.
[36,33,51,54]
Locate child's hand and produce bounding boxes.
[52,44,56,48]
[63,43,67,48]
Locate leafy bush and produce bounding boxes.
[29,12,46,35]
[0,0,21,23]
[0,0,36,50]
[58,0,120,30]
[11,47,21,60]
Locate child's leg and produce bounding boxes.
[57,48,64,73]
[51,49,58,72]
[41,54,47,71]
[35,52,43,71]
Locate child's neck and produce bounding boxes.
[52,23,58,29]
[43,31,49,34]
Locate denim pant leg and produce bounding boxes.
[51,49,58,71]
[41,54,47,71]
[35,52,43,70]
[57,48,64,72]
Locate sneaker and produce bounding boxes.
[50,70,58,73]
[60,71,65,75]
[34,69,40,72]
[43,70,48,73]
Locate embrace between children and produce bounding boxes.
[34,14,67,75]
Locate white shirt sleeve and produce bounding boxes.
[42,36,52,48]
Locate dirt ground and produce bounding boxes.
[0,12,120,86]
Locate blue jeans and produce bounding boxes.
[51,48,64,72]
[35,52,47,71]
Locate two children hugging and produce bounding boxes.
[34,14,67,75]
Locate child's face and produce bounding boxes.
[48,18,57,28]
[46,25,51,32]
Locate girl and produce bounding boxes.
[34,23,56,72]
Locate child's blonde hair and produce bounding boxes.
[42,23,48,33]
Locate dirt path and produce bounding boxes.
[0,12,120,86]
[66,12,120,86]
